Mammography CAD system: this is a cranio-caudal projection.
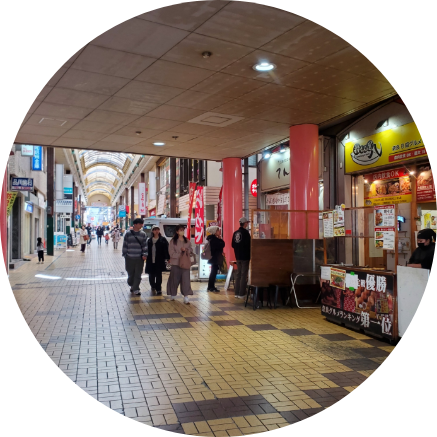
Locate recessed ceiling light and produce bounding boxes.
[153,142,165,146]
[253,62,276,72]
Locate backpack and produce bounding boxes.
[201,241,212,260]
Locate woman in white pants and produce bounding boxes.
[167,225,193,305]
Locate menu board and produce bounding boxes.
[374,205,395,249]
[330,267,346,290]
[375,227,395,249]
[374,205,395,227]
[333,204,345,237]
[321,268,395,340]
[416,165,435,201]
[364,168,411,206]
[323,212,334,238]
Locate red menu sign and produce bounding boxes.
[416,165,435,201]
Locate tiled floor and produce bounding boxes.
[9,242,395,435]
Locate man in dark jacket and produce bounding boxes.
[232,217,251,298]
[145,226,170,295]
[206,226,225,293]
[408,228,435,270]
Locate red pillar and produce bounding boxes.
[289,124,319,239]
[1,170,8,271]
[222,158,242,264]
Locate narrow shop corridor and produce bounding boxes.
[9,242,393,435]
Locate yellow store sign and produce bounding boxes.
[345,122,426,174]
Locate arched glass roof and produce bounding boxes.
[79,150,134,201]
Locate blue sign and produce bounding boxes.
[75,215,81,220]
[24,202,34,213]
[119,211,127,218]
[11,178,33,191]
[32,146,43,171]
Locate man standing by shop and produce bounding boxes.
[232,217,251,298]
[122,218,147,296]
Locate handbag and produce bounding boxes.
[190,252,197,266]
[220,253,228,275]
[83,235,89,241]
[179,250,191,270]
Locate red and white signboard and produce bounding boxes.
[187,182,197,239]
[251,179,258,197]
[195,186,204,244]
[138,183,147,215]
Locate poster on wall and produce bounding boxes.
[364,169,411,206]
[321,269,395,340]
[333,204,345,236]
[421,211,437,230]
[416,165,435,202]
[374,205,395,227]
[375,228,395,249]
[323,212,334,238]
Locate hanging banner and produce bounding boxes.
[186,182,196,239]
[416,165,435,202]
[217,187,223,228]
[266,193,289,206]
[138,183,147,215]
[32,146,43,171]
[6,192,17,216]
[251,179,258,197]
[364,168,411,206]
[345,122,426,173]
[195,186,204,244]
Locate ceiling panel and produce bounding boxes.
[111,126,163,139]
[232,119,290,136]
[182,136,230,147]
[90,141,133,152]
[102,134,145,145]
[114,80,184,104]
[84,109,139,125]
[25,114,80,130]
[19,123,68,138]
[261,20,349,62]
[195,2,305,48]
[97,97,158,115]
[144,105,205,122]
[170,122,219,135]
[92,18,189,58]
[147,131,199,144]
[70,120,122,134]
[222,50,308,83]
[46,67,68,87]
[52,138,97,148]
[56,69,130,95]
[165,90,233,111]
[44,88,109,109]
[162,33,253,71]
[136,1,227,32]
[127,115,182,131]
[212,98,273,118]
[15,133,57,145]
[60,130,109,141]
[135,60,215,89]
[191,72,264,97]
[34,102,91,120]
[281,63,359,93]
[35,86,53,102]
[207,127,255,140]
[72,45,156,79]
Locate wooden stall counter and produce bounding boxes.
[320,265,398,343]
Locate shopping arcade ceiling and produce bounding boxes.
[16,1,397,162]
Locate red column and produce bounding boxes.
[289,124,319,239]
[222,158,242,264]
[1,170,8,271]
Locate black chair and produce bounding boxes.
[245,285,266,310]
[267,284,289,309]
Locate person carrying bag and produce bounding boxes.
[167,224,193,304]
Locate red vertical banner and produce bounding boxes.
[217,186,223,227]
[187,182,196,239]
[195,186,204,244]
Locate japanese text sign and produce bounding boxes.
[416,165,435,202]
[11,178,33,191]
[32,146,43,171]
[251,179,257,197]
[187,182,196,239]
[138,183,147,215]
[195,186,204,244]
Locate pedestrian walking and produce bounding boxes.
[79,225,88,253]
[122,218,148,296]
[111,226,121,249]
[96,226,104,245]
[36,237,44,264]
[232,217,251,298]
[206,226,225,293]
[104,232,110,245]
[167,224,193,304]
[86,223,92,246]
[145,226,170,295]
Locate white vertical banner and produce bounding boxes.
[138,183,147,215]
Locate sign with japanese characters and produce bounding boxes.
[364,169,411,206]
[32,145,43,171]
[330,268,346,290]
[6,192,17,216]
[195,186,204,244]
[251,179,258,197]
[138,183,147,215]
[321,268,395,340]
[416,165,435,202]
[187,182,196,239]
[21,145,34,156]
[323,212,334,238]
[374,205,395,227]
[333,204,345,236]
[11,177,33,191]
[345,122,426,173]
[260,148,290,192]
[375,228,395,249]
[266,193,289,206]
